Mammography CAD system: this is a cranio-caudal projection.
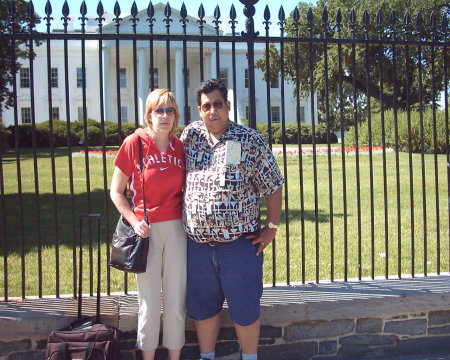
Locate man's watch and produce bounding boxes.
[267,222,279,230]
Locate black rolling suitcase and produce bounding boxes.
[46,214,121,360]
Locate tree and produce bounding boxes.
[0,0,40,113]
[256,0,449,130]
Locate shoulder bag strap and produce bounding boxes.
[137,137,149,224]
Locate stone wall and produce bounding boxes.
[2,276,450,360]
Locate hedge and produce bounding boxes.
[0,121,10,154]
[345,109,448,154]
[7,118,341,148]
[8,119,140,148]
[256,122,338,144]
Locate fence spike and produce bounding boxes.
[336,8,342,26]
[363,9,369,27]
[180,3,187,19]
[27,0,35,18]
[198,3,205,19]
[147,1,154,19]
[8,0,16,16]
[97,1,104,17]
[429,12,436,32]
[230,4,236,21]
[390,10,397,25]
[350,8,356,25]
[263,5,270,21]
[80,1,87,17]
[441,14,448,36]
[45,0,52,17]
[131,2,138,18]
[322,6,328,24]
[164,2,172,18]
[278,5,285,23]
[214,5,221,22]
[404,10,410,26]
[293,6,300,23]
[114,1,121,17]
[415,10,423,28]
[376,8,383,25]
[96,1,105,25]
[62,1,69,17]
[307,7,313,25]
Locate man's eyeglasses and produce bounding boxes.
[153,107,175,116]
[200,100,224,113]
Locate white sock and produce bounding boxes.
[242,353,257,360]
[200,351,215,360]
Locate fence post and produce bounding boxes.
[240,0,259,129]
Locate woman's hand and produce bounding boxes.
[133,219,151,238]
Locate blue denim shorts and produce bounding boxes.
[186,234,263,326]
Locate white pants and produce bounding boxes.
[136,219,187,351]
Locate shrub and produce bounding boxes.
[35,119,69,147]
[314,122,338,144]
[176,125,185,138]
[0,121,10,154]
[346,109,448,153]
[8,124,34,148]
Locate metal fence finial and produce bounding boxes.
[240,0,259,37]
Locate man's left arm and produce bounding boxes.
[252,187,283,256]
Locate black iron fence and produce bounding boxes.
[0,0,449,300]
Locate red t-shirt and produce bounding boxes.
[114,128,185,223]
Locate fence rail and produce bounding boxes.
[0,0,449,301]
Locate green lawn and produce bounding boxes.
[0,146,448,298]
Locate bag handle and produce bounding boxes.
[137,137,149,224]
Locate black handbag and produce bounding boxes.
[109,137,150,274]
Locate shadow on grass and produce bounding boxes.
[0,189,120,256]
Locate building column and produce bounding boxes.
[102,45,110,121]
[175,48,185,123]
[210,49,216,79]
[138,47,147,125]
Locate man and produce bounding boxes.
[181,79,283,360]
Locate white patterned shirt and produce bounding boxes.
[181,120,284,243]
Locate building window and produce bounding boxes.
[244,69,248,88]
[21,107,31,124]
[245,106,249,120]
[77,68,85,88]
[52,107,60,120]
[219,68,228,88]
[299,106,305,123]
[120,106,128,123]
[51,68,58,88]
[20,68,30,88]
[271,75,280,89]
[271,106,280,124]
[119,68,127,88]
[77,107,87,121]
[149,68,159,88]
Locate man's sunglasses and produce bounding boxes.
[200,100,224,112]
[153,107,175,116]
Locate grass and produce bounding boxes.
[0,146,448,298]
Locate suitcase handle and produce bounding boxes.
[78,214,101,323]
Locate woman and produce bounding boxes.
[110,89,186,360]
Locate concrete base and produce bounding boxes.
[2,275,450,359]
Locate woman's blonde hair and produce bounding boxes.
[144,88,180,139]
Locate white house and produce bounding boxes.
[2,3,317,128]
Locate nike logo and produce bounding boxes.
[160,167,169,171]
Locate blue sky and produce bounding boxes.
[31,0,316,33]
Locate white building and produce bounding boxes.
[2,3,317,128]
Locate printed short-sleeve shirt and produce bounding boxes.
[181,120,284,243]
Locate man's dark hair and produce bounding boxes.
[195,78,228,105]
